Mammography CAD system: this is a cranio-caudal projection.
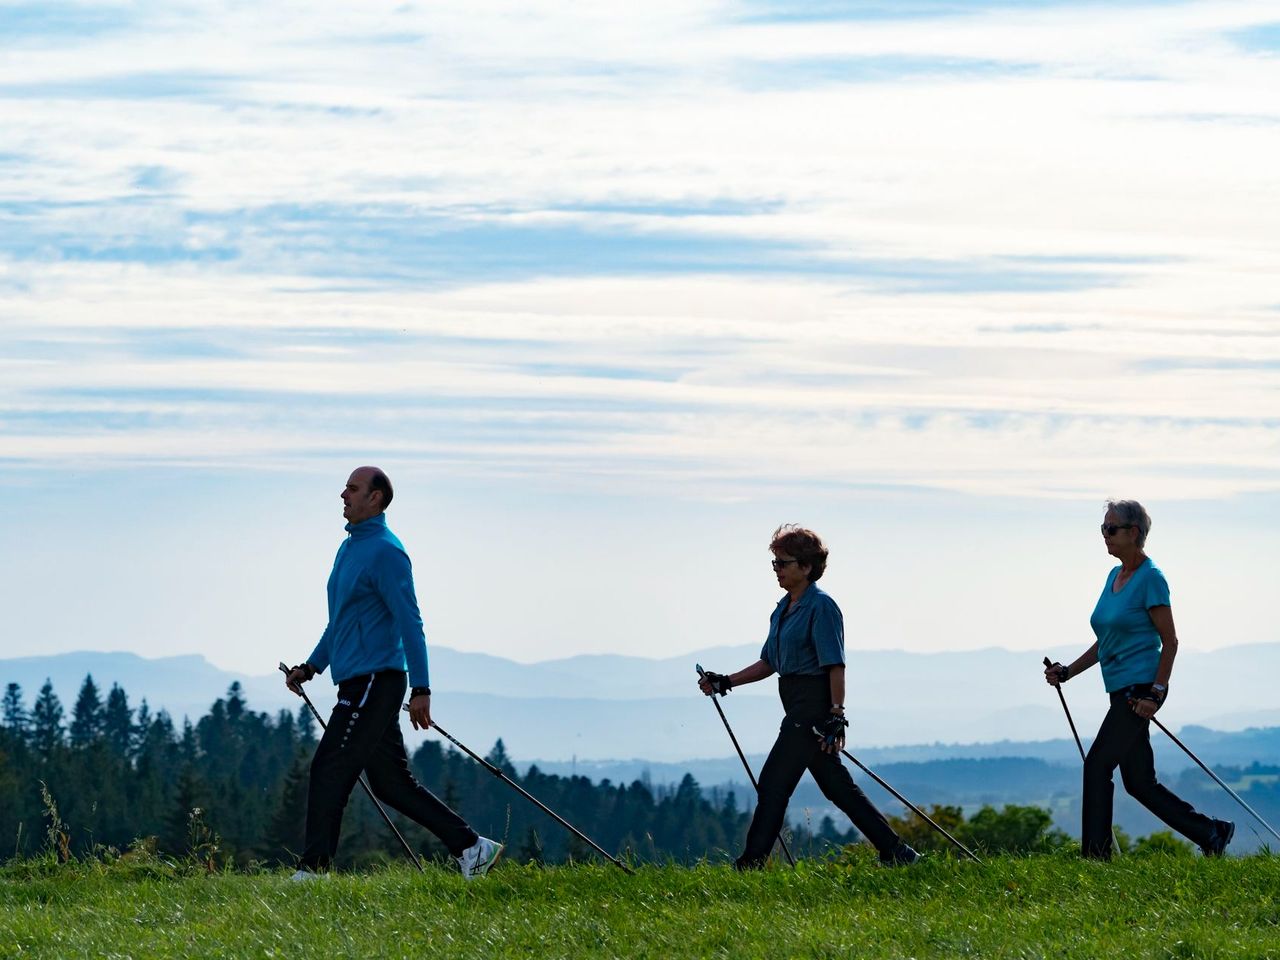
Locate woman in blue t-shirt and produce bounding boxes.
[698,524,917,869]
[1044,499,1233,859]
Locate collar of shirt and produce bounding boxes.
[345,512,388,538]
[775,581,818,614]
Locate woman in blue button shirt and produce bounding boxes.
[699,524,917,869]
[1044,500,1233,859]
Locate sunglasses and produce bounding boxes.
[1100,523,1135,536]
[771,558,800,571]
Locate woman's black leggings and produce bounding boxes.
[740,674,901,866]
[1081,689,1215,858]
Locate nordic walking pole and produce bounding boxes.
[1043,657,1121,855]
[278,663,424,872]
[412,711,633,874]
[1043,658,1086,762]
[1149,715,1280,846]
[837,747,982,863]
[695,664,795,867]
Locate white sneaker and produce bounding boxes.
[456,836,503,880]
[289,869,324,882]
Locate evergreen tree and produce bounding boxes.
[226,683,246,723]
[103,684,133,758]
[297,706,316,747]
[2,683,29,741]
[31,679,65,758]
[264,752,310,864]
[70,675,105,747]
[485,739,517,777]
[163,765,203,855]
[133,699,152,758]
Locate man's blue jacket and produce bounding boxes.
[307,513,430,688]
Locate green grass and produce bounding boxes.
[3,850,1280,959]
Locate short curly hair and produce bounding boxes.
[769,524,828,582]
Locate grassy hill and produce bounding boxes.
[4,849,1278,959]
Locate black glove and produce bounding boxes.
[1043,658,1069,683]
[291,662,317,682]
[813,713,848,750]
[1127,682,1166,707]
[702,671,733,696]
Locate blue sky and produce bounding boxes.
[2,0,1278,676]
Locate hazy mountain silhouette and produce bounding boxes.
[3,643,1276,763]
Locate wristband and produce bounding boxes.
[410,686,431,698]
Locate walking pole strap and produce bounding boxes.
[1150,716,1280,845]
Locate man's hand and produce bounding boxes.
[285,663,316,696]
[1043,659,1069,687]
[407,692,432,731]
[814,712,848,755]
[698,671,733,697]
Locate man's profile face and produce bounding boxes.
[341,468,382,524]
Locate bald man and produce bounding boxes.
[285,466,501,879]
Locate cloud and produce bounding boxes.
[1,0,1278,499]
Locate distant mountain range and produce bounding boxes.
[4,643,1279,768]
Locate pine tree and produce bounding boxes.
[103,684,133,758]
[1,683,29,741]
[485,739,517,777]
[264,752,310,864]
[226,683,246,723]
[70,675,105,747]
[31,679,64,758]
[297,706,316,747]
[132,699,152,758]
[163,765,203,855]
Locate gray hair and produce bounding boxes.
[1106,499,1151,548]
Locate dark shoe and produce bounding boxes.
[1200,819,1234,857]
[880,843,920,866]
[734,855,766,871]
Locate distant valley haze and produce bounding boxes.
[5,642,1278,767]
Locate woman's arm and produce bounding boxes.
[731,659,776,687]
[698,659,775,696]
[1130,605,1178,718]
[1149,606,1178,686]
[828,664,845,712]
[1045,642,1099,685]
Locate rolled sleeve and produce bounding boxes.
[1143,568,1171,610]
[812,597,846,669]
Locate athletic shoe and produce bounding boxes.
[880,843,920,866]
[1200,819,1235,857]
[289,869,324,882]
[457,836,503,880]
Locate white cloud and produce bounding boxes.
[2,0,1279,500]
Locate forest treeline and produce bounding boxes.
[0,675,861,868]
[4,675,1262,868]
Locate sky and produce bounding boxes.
[2,0,1278,678]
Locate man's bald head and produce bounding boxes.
[341,466,394,524]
